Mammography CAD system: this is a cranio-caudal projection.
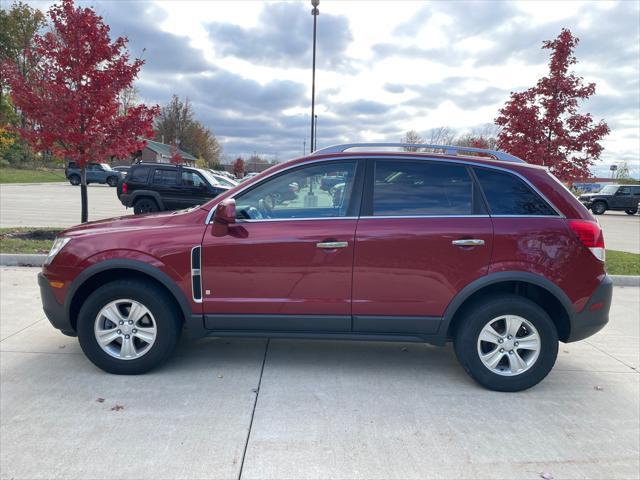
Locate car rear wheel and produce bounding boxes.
[591,201,607,215]
[625,209,637,215]
[454,295,558,392]
[133,197,159,214]
[77,280,181,374]
[69,175,80,186]
[106,176,118,187]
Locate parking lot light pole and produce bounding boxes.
[314,114,318,151]
[310,0,319,153]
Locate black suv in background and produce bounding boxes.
[579,184,640,215]
[117,163,229,214]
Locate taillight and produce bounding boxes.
[568,220,605,261]
[122,182,128,194]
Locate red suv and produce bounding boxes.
[39,143,612,391]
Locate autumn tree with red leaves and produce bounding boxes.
[495,29,609,181]
[170,141,183,164]
[233,157,245,178]
[3,0,159,222]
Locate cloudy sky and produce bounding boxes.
[26,0,640,176]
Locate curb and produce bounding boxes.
[1,253,639,287]
[609,275,640,287]
[0,254,47,266]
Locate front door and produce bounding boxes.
[352,159,493,334]
[201,160,362,332]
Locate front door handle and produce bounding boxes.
[316,241,348,249]
[452,239,485,247]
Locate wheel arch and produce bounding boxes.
[65,259,192,333]
[130,190,164,210]
[442,272,574,343]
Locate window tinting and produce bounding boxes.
[182,171,207,188]
[153,169,178,186]
[373,161,473,216]
[475,168,556,216]
[129,166,150,183]
[235,161,357,220]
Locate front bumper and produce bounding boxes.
[566,275,613,342]
[38,273,75,336]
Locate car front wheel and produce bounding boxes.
[107,176,118,187]
[69,175,80,186]
[77,280,181,374]
[454,295,558,392]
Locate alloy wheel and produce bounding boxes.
[94,299,157,360]
[476,315,541,376]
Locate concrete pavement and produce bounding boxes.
[597,211,640,254]
[0,183,128,228]
[1,267,639,479]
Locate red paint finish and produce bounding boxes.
[488,217,605,312]
[352,217,493,317]
[201,219,357,315]
[42,208,208,311]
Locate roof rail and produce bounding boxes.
[311,143,526,164]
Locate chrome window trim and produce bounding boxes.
[359,215,490,219]
[236,216,359,223]
[204,154,564,223]
[190,245,202,303]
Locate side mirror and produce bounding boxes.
[212,199,236,236]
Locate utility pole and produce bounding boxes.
[310,0,319,153]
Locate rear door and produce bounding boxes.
[352,159,493,335]
[151,167,182,210]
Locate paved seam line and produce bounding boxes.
[585,340,639,373]
[0,350,82,355]
[238,338,270,480]
[0,318,45,343]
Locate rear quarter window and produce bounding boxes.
[129,166,150,183]
[474,168,557,216]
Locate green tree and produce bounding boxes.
[155,95,221,167]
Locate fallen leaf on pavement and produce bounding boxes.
[594,386,603,391]
[110,404,125,411]
[96,398,105,403]
[540,473,554,480]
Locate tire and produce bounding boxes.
[106,176,118,187]
[591,201,607,215]
[69,175,80,186]
[133,197,159,214]
[625,209,637,215]
[453,295,559,392]
[76,280,181,374]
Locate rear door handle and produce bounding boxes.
[452,239,485,247]
[316,241,348,249]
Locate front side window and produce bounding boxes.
[475,168,557,216]
[153,169,178,186]
[616,186,631,196]
[373,161,473,216]
[235,161,357,220]
[599,185,618,195]
[182,171,207,188]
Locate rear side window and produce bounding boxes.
[474,168,557,216]
[153,169,178,186]
[373,161,473,216]
[129,166,150,183]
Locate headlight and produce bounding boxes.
[46,237,71,264]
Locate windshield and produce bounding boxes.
[212,175,237,187]
[198,169,221,187]
[599,185,618,194]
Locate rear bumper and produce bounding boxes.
[38,273,75,336]
[566,275,613,342]
[119,193,132,207]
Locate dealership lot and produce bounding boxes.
[1,182,639,253]
[0,267,638,479]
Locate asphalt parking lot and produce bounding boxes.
[1,182,639,254]
[1,267,638,479]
